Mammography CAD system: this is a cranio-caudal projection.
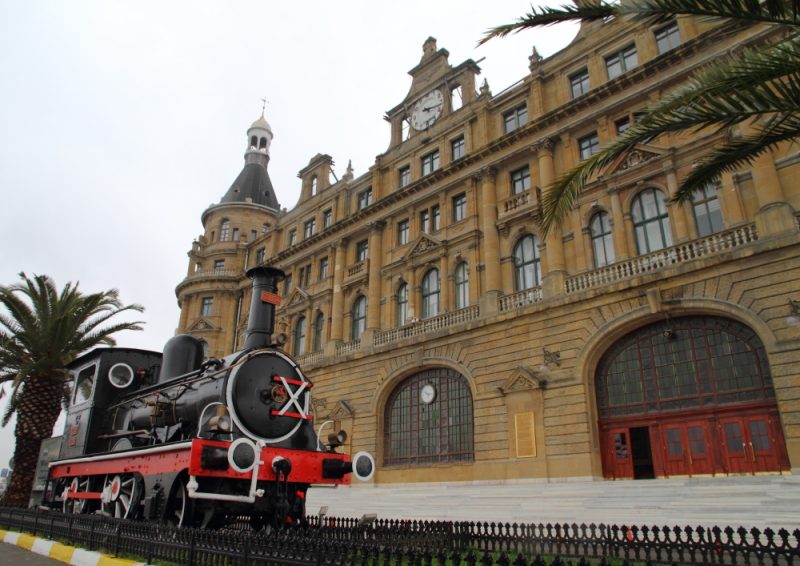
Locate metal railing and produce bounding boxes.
[0,507,797,566]
[565,223,759,294]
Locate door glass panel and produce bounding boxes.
[613,432,628,459]
[724,422,744,452]
[749,420,770,451]
[688,426,706,455]
[666,428,682,456]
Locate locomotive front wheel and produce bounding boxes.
[164,474,195,528]
[63,476,93,514]
[102,473,142,519]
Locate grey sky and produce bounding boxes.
[0,1,575,470]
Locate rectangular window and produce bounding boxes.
[357,188,373,210]
[250,230,257,241]
[605,44,638,80]
[655,21,681,54]
[201,297,213,316]
[570,68,590,99]
[421,150,440,176]
[692,183,724,237]
[288,229,297,246]
[231,228,239,242]
[511,166,531,195]
[300,264,311,287]
[615,116,630,135]
[213,259,225,272]
[261,223,269,234]
[503,104,528,133]
[399,166,411,188]
[72,365,97,405]
[452,193,467,223]
[255,247,265,264]
[318,257,329,280]
[420,209,430,233]
[451,136,465,160]
[579,132,600,160]
[323,208,333,228]
[431,204,440,231]
[303,218,316,239]
[397,219,409,245]
[356,239,368,262]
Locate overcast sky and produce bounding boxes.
[0,1,576,470]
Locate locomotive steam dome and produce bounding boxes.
[226,350,310,443]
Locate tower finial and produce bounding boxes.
[260,97,268,116]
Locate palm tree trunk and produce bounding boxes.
[1,375,64,507]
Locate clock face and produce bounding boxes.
[420,384,436,405]
[410,90,444,131]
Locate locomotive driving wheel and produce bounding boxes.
[102,473,143,519]
[165,474,196,528]
[62,476,93,514]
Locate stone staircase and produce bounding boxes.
[307,474,800,530]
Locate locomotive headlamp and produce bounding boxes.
[228,437,258,473]
[327,430,347,448]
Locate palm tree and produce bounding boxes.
[481,0,800,235]
[0,273,144,507]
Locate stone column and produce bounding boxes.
[367,221,385,329]
[609,189,630,260]
[440,253,450,312]
[407,267,418,321]
[479,168,502,294]
[539,139,566,297]
[329,241,347,342]
[303,305,313,354]
[751,149,796,236]
[665,167,691,242]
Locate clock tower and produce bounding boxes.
[385,37,481,148]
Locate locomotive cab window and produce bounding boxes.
[72,364,97,405]
[108,363,135,389]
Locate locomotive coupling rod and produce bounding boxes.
[187,440,266,503]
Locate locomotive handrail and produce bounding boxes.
[49,441,193,467]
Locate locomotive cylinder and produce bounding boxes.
[243,266,285,350]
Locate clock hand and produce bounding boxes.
[423,104,443,111]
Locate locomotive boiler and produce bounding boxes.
[43,266,374,528]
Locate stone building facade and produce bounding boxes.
[176,15,800,483]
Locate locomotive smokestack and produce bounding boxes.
[244,266,285,350]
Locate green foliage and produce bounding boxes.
[481,0,800,235]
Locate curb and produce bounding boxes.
[1,529,151,566]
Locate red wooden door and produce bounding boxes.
[662,425,687,476]
[608,428,633,479]
[685,422,714,475]
[745,415,781,471]
[720,417,752,473]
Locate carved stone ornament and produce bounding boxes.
[790,298,800,316]
[409,235,440,257]
[543,347,561,367]
[312,397,328,416]
[500,366,546,395]
[329,400,354,420]
[189,318,216,332]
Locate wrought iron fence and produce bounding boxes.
[0,507,798,566]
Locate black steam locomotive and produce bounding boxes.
[42,266,374,528]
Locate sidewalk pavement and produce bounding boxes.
[0,529,150,566]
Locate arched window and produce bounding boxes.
[396,283,409,326]
[590,211,615,268]
[249,135,257,148]
[632,188,672,254]
[259,137,267,149]
[513,235,541,291]
[293,316,306,356]
[219,219,230,242]
[351,296,367,340]
[312,311,325,352]
[421,269,440,319]
[454,262,469,309]
[596,316,773,420]
[692,182,724,237]
[384,368,474,466]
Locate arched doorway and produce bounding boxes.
[596,316,789,479]
[383,368,473,466]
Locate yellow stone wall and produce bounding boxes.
[176,15,800,483]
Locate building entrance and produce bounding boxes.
[595,317,790,479]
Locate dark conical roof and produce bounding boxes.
[221,161,280,209]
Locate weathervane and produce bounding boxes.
[261,97,268,116]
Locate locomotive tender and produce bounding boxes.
[43,266,374,528]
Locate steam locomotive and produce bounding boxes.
[41,266,374,529]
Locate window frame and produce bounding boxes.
[293,316,306,356]
[632,188,673,254]
[590,211,615,268]
[318,256,329,280]
[655,21,681,55]
[396,283,409,326]
[399,165,411,188]
[421,150,440,176]
[578,132,600,160]
[397,219,410,246]
[200,297,213,317]
[421,269,440,319]
[454,262,469,310]
[513,235,542,291]
[691,182,724,237]
[355,239,369,262]
[605,43,638,80]
[323,208,333,228]
[357,187,373,210]
[451,135,465,160]
[570,68,591,99]
[511,166,531,195]
[503,104,528,134]
[452,193,467,223]
[351,296,367,340]
[303,218,316,239]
